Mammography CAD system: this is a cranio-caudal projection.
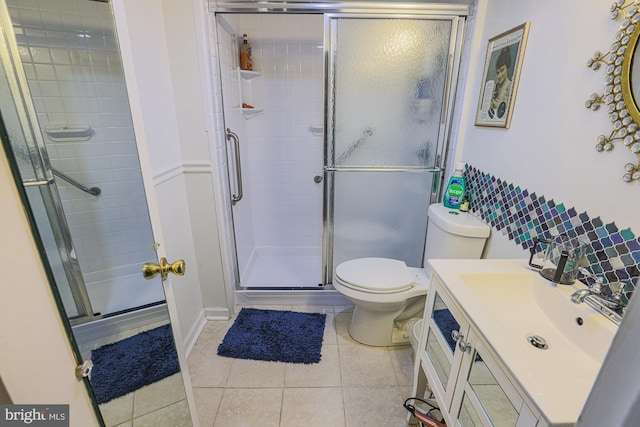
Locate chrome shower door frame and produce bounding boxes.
[211,2,469,291]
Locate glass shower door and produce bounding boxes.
[325,15,461,278]
[2,0,164,321]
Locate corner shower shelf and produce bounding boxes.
[238,69,263,119]
[239,69,261,80]
[44,124,93,142]
[241,107,264,118]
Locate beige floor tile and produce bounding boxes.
[343,386,409,427]
[285,344,341,387]
[399,385,415,401]
[225,358,286,387]
[194,318,235,347]
[113,422,133,427]
[280,387,345,427]
[193,387,224,427]
[188,342,234,388]
[132,399,191,427]
[214,388,283,427]
[339,344,398,386]
[189,306,429,427]
[335,311,361,346]
[99,393,134,427]
[133,373,187,417]
[388,345,415,386]
[323,312,338,345]
[334,305,354,314]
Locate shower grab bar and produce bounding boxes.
[226,128,243,205]
[52,167,101,196]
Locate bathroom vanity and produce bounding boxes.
[412,259,618,426]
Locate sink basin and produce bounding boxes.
[429,259,618,426]
[458,271,615,363]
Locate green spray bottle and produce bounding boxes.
[443,162,466,209]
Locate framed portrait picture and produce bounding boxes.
[475,22,530,128]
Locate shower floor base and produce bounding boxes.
[241,247,322,288]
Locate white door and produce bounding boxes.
[112,0,204,424]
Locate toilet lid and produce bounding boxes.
[335,258,415,293]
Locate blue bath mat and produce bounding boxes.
[90,324,180,404]
[217,308,326,364]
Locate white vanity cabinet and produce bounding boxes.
[413,274,546,427]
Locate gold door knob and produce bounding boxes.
[142,257,186,281]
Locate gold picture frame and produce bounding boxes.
[475,22,530,128]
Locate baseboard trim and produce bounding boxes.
[235,289,350,306]
[204,306,231,320]
[183,310,207,358]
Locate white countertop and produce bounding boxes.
[429,258,618,426]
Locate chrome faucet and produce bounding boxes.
[570,267,625,325]
[570,288,621,309]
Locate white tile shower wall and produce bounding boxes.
[8,0,156,291]
[238,14,324,249]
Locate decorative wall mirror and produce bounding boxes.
[585,0,640,182]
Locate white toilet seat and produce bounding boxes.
[335,257,416,294]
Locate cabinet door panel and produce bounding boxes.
[458,392,485,427]
[416,276,541,427]
[454,337,532,427]
[423,287,469,414]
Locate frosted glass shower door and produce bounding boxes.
[325,16,458,274]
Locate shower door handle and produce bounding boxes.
[226,128,243,205]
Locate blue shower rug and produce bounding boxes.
[90,324,180,404]
[217,308,326,364]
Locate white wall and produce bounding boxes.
[161,0,229,319]
[454,0,639,257]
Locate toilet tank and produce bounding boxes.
[423,203,490,271]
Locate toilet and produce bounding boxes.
[333,203,490,346]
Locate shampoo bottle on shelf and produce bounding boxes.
[443,162,466,209]
[240,34,253,71]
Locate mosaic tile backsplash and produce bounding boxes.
[464,164,640,301]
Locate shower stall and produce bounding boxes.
[212,3,468,291]
[1,0,164,327]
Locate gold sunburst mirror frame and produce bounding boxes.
[585,0,640,182]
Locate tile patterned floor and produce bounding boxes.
[189,305,418,427]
